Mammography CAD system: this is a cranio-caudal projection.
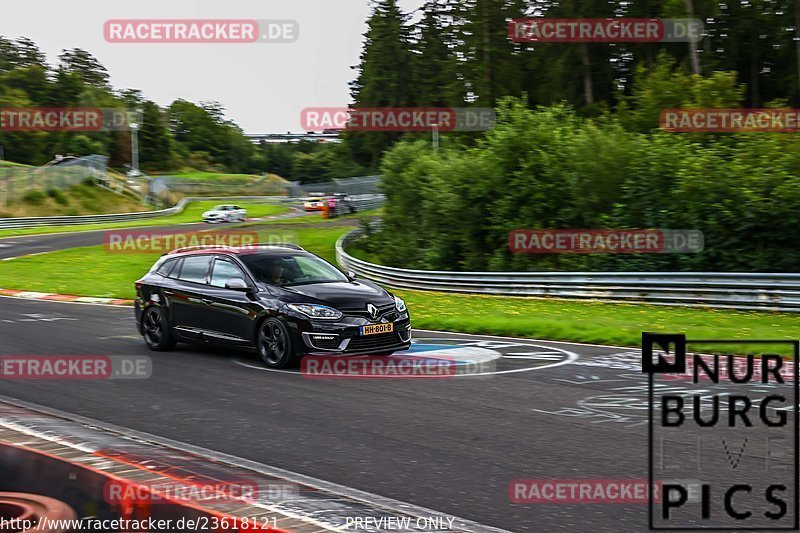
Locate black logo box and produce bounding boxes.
[643,333,799,530]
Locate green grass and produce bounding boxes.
[156,171,261,182]
[0,225,354,299]
[0,201,290,239]
[152,172,288,187]
[346,242,383,264]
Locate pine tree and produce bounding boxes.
[413,0,462,106]
[347,0,417,168]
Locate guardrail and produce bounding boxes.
[345,194,385,213]
[336,229,800,312]
[0,196,290,230]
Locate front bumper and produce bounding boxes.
[290,313,412,356]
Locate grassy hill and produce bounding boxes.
[0,181,146,218]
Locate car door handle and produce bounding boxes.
[202,298,214,305]
[163,290,174,296]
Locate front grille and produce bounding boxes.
[342,303,396,320]
[346,332,405,353]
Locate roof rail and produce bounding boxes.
[163,243,305,256]
[163,245,240,256]
[256,243,305,251]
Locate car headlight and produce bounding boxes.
[287,303,343,320]
[394,296,407,312]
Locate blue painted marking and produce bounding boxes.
[401,343,463,354]
[391,343,492,366]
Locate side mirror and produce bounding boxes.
[225,278,250,291]
[346,270,357,280]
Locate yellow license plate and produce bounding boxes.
[360,323,394,336]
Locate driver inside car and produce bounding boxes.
[267,261,287,285]
[260,258,301,286]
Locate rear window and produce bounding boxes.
[156,258,178,277]
[177,255,212,284]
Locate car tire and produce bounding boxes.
[141,306,177,351]
[257,318,296,368]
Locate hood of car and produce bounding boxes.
[275,280,392,308]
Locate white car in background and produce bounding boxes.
[202,204,247,223]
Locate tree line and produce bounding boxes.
[364,100,800,273]
[0,36,365,182]
[352,0,800,272]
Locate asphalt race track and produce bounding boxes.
[1,221,791,531]
[0,295,666,532]
[0,223,207,260]
[0,205,307,260]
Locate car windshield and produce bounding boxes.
[240,253,348,286]
[211,205,229,211]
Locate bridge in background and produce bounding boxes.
[244,132,341,144]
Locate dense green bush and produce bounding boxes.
[46,188,68,205]
[370,101,800,273]
[21,190,46,206]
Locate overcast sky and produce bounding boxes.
[1,0,423,132]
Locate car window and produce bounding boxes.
[178,255,212,284]
[210,258,245,288]
[156,258,177,277]
[293,256,340,280]
[241,253,347,286]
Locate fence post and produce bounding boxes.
[0,170,6,208]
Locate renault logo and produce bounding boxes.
[367,303,378,319]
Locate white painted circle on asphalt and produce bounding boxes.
[233,336,578,377]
